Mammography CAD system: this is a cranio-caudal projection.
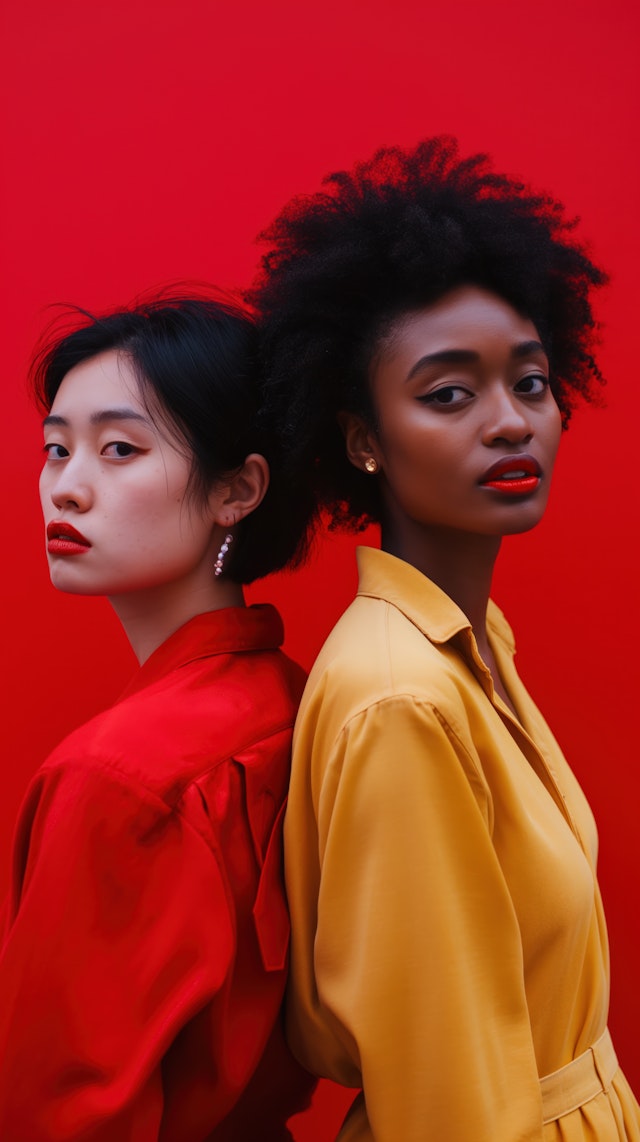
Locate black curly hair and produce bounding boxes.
[249,136,607,548]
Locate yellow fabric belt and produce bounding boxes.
[540,1028,618,1124]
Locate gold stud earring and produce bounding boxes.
[364,457,378,474]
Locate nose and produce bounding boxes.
[481,386,533,448]
[42,456,93,514]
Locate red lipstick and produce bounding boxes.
[46,520,91,555]
[479,455,542,497]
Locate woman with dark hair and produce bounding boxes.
[0,293,312,1140]
[250,138,640,1141]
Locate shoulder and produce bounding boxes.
[293,595,493,810]
[42,645,304,803]
[11,751,173,903]
[299,592,470,736]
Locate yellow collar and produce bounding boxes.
[355,546,516,653]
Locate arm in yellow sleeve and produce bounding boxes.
[288,695,545,1142]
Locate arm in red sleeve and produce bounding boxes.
[0,756,236,1141]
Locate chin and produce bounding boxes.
[51,582,104,597]
[48,569,103,596]
[497,513,547,537]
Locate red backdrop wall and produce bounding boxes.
[2,0,638,1132]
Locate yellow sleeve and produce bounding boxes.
[288,695,545,1142]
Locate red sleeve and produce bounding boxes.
[0,757,236,1141]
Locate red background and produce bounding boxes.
[1,0,638,1132]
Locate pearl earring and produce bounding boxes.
[214,533,233,577]
[364,457,378,474]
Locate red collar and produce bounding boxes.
[120,605,284,700]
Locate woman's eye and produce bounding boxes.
[420,385,472,406]
[515,373,548,396]
[102,441,137,458]
[43,442,69,459]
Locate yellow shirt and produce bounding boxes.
[284,547,640,1141]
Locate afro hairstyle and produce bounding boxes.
[249,135,607,549]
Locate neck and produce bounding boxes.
[109,575,245,665]
[380,520,501,641]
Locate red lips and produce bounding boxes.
[46,520,91,555]
[479,455,542,497]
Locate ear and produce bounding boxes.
[210,453,270,527]
[337,411,382,474]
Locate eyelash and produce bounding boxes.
[102,441,138,458]
[419,385,471,406]
[43,443,69,459]
[43,441,139,460]
[514,374,549,396]
[419,374,550,406]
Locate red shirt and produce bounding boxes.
[0,606,314,1140]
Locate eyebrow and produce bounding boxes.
[42,408,152,429]
[405,340,547,381]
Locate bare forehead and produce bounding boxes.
[378,286,542,369]
[55,349,140,399]
[46,350,148,422]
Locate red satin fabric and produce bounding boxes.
[0,606,313,1140]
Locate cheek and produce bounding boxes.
[546,408,564,459]
[39,471,51,515]
[113,473,180,517]
[377,402,427,458]
[378,411,459,478]
[117,492,207,553]
[138,460,192,517]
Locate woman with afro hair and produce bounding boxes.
[249,137,640,1141]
